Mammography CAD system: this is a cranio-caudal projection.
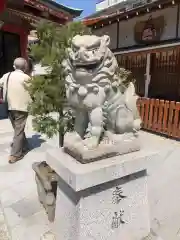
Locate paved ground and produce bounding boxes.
[140,133,180,240]
[0,117,180,239]
[0,118,58,240]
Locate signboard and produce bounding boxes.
[134,16,165,44]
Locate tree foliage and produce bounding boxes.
[26,21,91,145]
[116,67,136,93]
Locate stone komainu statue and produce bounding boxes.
[63,35,142,162]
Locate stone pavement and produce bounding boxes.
[0,117,180,239]
[0,118,58,240]
[140,133,180,240]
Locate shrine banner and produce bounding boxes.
[134,16,165,44]
[0,0,6,13]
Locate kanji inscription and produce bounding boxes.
[112,186,126,204]
[111,211,125,229]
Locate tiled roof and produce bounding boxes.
[83,16,109,26]
[24,0,83,18]
[42,0,83,16]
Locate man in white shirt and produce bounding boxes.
[0,58,32,164]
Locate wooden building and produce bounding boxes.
[85,0,180,101]
[0,0,82,76]
[84,0,180,139]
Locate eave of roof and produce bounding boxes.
[41,0,83,17]
[83,16,109,26]
[8,7,63,27]
[84,0,177,27]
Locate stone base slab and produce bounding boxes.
[64,131,140,163]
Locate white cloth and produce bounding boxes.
[0,70,32,112]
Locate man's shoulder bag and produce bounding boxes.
[0,72,11,118]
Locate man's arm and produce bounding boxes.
[24,75,31,89]
[0,75,5,100]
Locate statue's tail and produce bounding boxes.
[124,82,142,129]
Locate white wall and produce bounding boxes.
[94,23,117,49]
[96,0,126,11]
[118,6,178,48]
[96,0,109,11]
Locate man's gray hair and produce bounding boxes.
[13,58,28,72]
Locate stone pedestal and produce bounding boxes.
[46,148,156,240]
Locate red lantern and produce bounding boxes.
[0,0,6,13]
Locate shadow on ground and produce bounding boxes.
[27,134,46,151]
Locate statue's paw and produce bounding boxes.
[133,119,142,131]
[64,131,82,143]
[73,132,83,141]
[83,137,99,150]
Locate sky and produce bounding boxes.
[57,0,96,18]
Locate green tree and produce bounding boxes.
[116,67,136,93]
[27,21,91,146]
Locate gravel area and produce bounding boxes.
[0,207,10,240]
[0,225,10,240]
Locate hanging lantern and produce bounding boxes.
[0,0,6,13]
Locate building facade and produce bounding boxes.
[87,0,180,101]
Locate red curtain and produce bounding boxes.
[0,0,6,13]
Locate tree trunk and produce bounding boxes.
[58,109,64,147]
[59,132,64,148]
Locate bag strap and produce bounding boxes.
[5,72,11,102]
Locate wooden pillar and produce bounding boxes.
[144,53,151,98]
[176,3,180,38]
[20,30,29,59]
[116,21,119,49]
[0,0,6,13]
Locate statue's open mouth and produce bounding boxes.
[75,62,98,71]
[70,57,104,73]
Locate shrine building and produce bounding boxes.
[84,0,180,140]
[0,0,82,76]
